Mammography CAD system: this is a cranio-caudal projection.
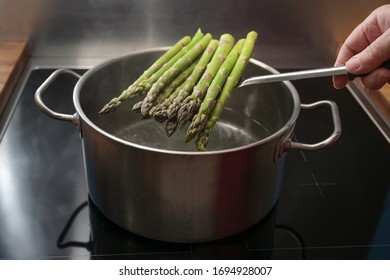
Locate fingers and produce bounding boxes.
[334,64,390,90]
[334,67,390,90]
[360,67,390,90]
[332,4,390,89]
[346,29,390,74]
[332,21,370,89]
[332,74,349,89]
[336,29,390,90]
[332,37,361,89]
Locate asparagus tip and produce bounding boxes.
[141,101,154,117]
[185,117,202,142]
[165,119,178,137]
[177,100,196,129]
[195,134,208,151]
[132,101,143,113]
[153,108,168,123]
[166,103,179,120]
[99,98,121,114]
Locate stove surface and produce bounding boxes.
[0,66,389,260]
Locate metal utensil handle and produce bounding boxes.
[34,69,81,125]
[287,100,341,151]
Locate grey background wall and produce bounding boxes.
[1,0,388,67]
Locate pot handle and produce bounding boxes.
[285,100,341,151]
[34,69,81,126]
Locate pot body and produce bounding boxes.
[35,48,340,243]
[81,121,287,242]
[76,49,298,242]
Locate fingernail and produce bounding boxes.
[333,80,345,89]
[333,82,341,89]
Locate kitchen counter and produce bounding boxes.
[347,79,390,143]
[0,41,28,117]
[370,84,390,121]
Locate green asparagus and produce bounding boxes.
[134,29,204,100]
[152,86,181,122]
[185,38,245,143]
[140,33,213,117]
[176,34,235,129]
[166,39,219,121]
[149,58,199,121]
[165,117,178,137]
[100,29,259,152]
[99,35,191,114]
[196,31,258,151]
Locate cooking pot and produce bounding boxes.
[35,48,341,243]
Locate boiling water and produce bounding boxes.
[114,108,272,152]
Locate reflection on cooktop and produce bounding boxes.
[56,198,303,260]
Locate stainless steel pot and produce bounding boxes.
[35,48,341,243]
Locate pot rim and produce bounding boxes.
[73,47,301,155]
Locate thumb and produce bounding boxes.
[346,29,390,74]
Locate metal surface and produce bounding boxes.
[34,49,340,242]
[347,81,390,144]
[288,101,341,151]
[2,0,388,68]
[238,66,348,86]
[34,69,81,125]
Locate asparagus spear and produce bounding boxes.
[154,39,219,126]
[135,29,204,99]
[157,61,195,104]
[132,31,205,115]
[148,58,199,119]
[99,35,192,114]
[132,100,142,113]
[133,59,199,115]
[140,33,213,117]
[196,31,258,151]
[166,39,219,120]
[157,39,218,134]
[185,38,245,143]
[165,117,179,137]
[153,39,219,123]
[152,86,181,122]
[176,34,235,129]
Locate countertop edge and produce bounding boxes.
[0,41,29,118]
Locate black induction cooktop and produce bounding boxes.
[0,68,389,260]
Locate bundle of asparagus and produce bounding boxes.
[99,29,258,151]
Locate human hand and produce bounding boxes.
[333,4,390,90]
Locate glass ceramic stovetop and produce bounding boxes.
[0,67,389,260]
